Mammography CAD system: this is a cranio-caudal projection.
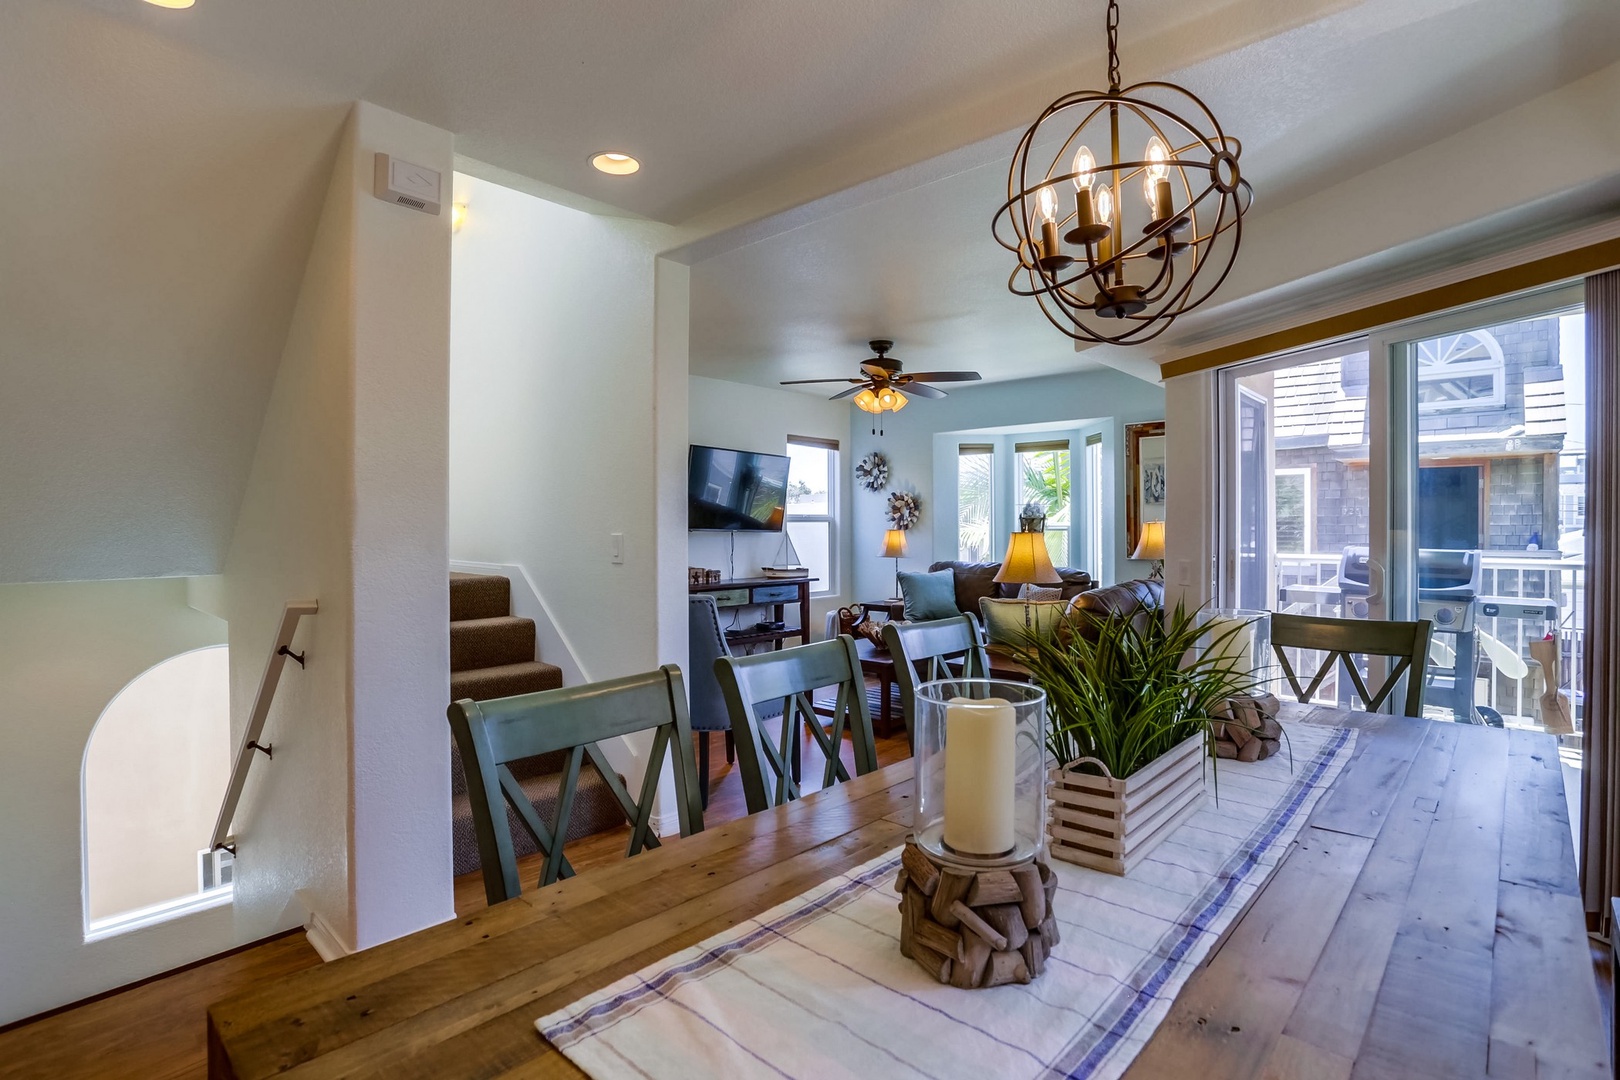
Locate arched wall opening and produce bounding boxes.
[82,645,232,936]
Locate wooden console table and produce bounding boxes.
[690,575,817,649]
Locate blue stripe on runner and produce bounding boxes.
[1059,726,1352,1078]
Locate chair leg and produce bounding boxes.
[725,730,735,764]
[698,732,711,810]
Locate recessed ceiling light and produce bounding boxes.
[144,0,197,8]
[590,152,640,176]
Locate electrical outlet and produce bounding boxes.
[610,533,624,564]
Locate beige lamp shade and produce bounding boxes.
[879,529,909,558]
[1132,519,1166,561]
[993,531,1062,585]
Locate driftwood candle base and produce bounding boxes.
[894,840,1058,988]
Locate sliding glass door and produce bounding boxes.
[1221,287,1587,747]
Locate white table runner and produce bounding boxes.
[539,721,1356,1080]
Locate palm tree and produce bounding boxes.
[958,452,994,561]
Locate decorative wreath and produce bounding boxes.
[887,490,922,531]
[855,451,890,492]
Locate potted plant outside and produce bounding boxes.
[1012,602,1256,875]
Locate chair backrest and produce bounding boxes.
[447,665,703,905]
[687,595,733,734]
[881,615,990,745]
[1269,613,1433,717]
[714,637,879,814]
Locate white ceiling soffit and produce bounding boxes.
[689,0,1620,392]
[0,1,344,583]
[63,0,1380,232]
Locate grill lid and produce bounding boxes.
[1337,546,1482,597]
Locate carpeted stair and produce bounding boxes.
[449,572,623,878]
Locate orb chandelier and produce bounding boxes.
[992,0,1252,346]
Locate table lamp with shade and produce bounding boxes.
[879,529,909,601]
[993,531,1062,628]
[1132,519,1166,580]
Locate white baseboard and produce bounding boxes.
[304,910,356,962]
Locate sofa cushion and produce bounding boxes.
[1065,578,1165,642]
[928,561,1002,615]
[898,568,960,622]
[931,559,1096,608]
[979,597,1070,648]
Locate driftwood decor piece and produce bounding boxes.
[895,840,1058,988]
[1048,731,1206,876]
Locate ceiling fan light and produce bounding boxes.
[853,388,880,413]
[886,389,908,412]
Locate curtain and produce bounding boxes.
[1582,268,1620,932]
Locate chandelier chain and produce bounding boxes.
[1106,0,1120,91]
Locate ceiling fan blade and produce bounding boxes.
[903,371,982,383]
[829,386,866,401]
[903,382,947,399]
[779,378,865,385]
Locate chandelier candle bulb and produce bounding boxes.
[943,697,1017,857]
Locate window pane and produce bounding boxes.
[1015,445,1071,568]
[786,443,831,516]
[957,449,994,563]
[784,521,831,593]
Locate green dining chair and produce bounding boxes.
[714,637,879,814]
[1269,612,1433,718]
[880,614,991,747]
[448,665,704,905]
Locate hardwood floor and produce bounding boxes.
[0,932,321,1080]
[0,721,910,1078]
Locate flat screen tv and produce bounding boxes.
[688,444,790,531]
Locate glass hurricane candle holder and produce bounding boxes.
[1196,607,1273,694]
[913,679,1047,869]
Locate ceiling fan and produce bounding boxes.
[780,340,982,415]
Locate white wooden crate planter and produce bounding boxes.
[1047,731,1207,875]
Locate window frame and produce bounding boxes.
[784,435,838,597]
[1272,466,1314,555]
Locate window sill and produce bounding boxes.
[85,884,234,943]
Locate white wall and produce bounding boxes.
[0,579,228,1024]
[1163,370,1218,610]
[224,101,453,958]
[849,368,1165,602]
[687,375,855,636]
[449,174,683,683]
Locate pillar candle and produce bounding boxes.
[1204,615,1255,676]
[943,696,1016,856]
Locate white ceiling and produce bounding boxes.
[63,0,1381,231]
[687,0,1620,392]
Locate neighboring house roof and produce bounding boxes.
[1270,352,1567,456]
[1271,357,1367,450]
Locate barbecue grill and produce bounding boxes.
[1337,546,1481,720]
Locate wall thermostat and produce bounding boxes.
[373,153,441,215]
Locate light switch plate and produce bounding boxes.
[373,153,441,215]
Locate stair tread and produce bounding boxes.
[452,662,562,704]
[450,573,512,621]
[450,615,534,630]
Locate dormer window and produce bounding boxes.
[1415,329,1505,411]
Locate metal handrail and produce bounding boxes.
[210,600,318,853]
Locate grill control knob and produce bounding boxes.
[1350,600,1369,619]
[1435,607,1456,626]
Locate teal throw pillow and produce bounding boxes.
[898,568,959,622]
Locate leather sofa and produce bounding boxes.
[926,560,1097,616]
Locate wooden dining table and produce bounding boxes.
[207,705,1608,1079]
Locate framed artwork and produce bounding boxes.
[1125,420,1166,558]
